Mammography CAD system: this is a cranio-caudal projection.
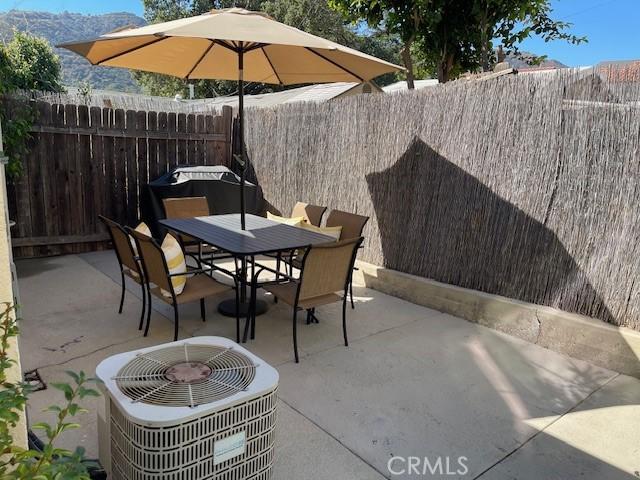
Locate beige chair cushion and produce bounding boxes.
[129,222,151,255]
[267,212,304,226]
[160,234,187,297]
[152,274,230,305]
[299,223,342,241]
[128,222,151,278]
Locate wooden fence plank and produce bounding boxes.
[102,107,116,220]
[29,103,50,241]
[147,111,159,181]
[136,110,148,221]
[125,110,137,226]
[157,111,168,174]
[176,113,186,169]
[196,114,206,164]
[90,106,105,226]
[187,113,196,163]
[77,105,93,240]
[167,112,177,170]
[51,104,66,252]
[113,109,127,226]
[64,104,78,241]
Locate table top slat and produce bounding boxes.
[160,214,335,255]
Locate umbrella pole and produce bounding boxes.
[238,49,246,231]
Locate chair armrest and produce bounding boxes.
[251,261,298,283]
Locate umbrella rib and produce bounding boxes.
[304,47,364,82]
[96,36,168,66]
[185,40,216,80]
[261,47,283,85]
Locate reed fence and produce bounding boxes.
[6,101,232,257]
[245,70,640,331]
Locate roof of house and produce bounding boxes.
[596,59,640,82]
[199,82,377,110]
[382,79,439,92]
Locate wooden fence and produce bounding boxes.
[6,101,232,258]
[245,70,640,331]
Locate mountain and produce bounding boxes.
[0,10,146,92]
[505,52,568,70]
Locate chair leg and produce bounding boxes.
[200,298,206,322]
[250,281,257,340]
[173,304,179,342]
[235,285,241,343]
[350,278,355,309]
[242,305,251,343]
[118,271,126,314]
[293,306,299,363]
[306,309,312,325]
[342,295,349,347]
[143,285,152,337]
[138,282,146,330]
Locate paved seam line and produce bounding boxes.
[278,397,391,480]
[472,372,621,479]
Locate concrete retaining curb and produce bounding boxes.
[354,260,640,378]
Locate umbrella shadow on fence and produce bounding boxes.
[365,136,617,327]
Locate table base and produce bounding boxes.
[218,299,268,317]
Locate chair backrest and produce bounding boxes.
[325,209,370,240]
[129,229,173,294]
[163,196,210,219]
[99,215,139,273]
[298,237,363,300]
[291,202,327,227]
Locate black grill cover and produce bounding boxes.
[140,165,264,237]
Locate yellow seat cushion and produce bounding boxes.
[129,222,151,278]
[267,212,305,226]
[299,223,342,241]
[129,222,151,255]
[160,234,187,297]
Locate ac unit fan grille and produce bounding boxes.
[115,344,256,407]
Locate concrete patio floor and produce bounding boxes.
[15,251,640,479]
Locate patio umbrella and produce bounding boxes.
[59,7,403,230]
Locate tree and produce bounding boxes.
[329,0,424,89]
[3,30,64,92]
[330,0,586,83]
[0,30,64,176]
[136,0,402,97]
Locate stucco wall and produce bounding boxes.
[0,126,27,448]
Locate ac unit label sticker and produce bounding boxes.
[214,431,246,465]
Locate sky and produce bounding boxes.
[0,0,638,67]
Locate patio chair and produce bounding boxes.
[268,202,327,277]
[98,215,148,331]
[129,229,241,342]
[248,237,363,363]
[290,202,327,227]
[163,196,220,261]
[325,209,370,309]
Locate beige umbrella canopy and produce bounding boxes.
[59,7,403,229]
[59,7,402,84]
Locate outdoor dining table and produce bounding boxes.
[159,213,335,325]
